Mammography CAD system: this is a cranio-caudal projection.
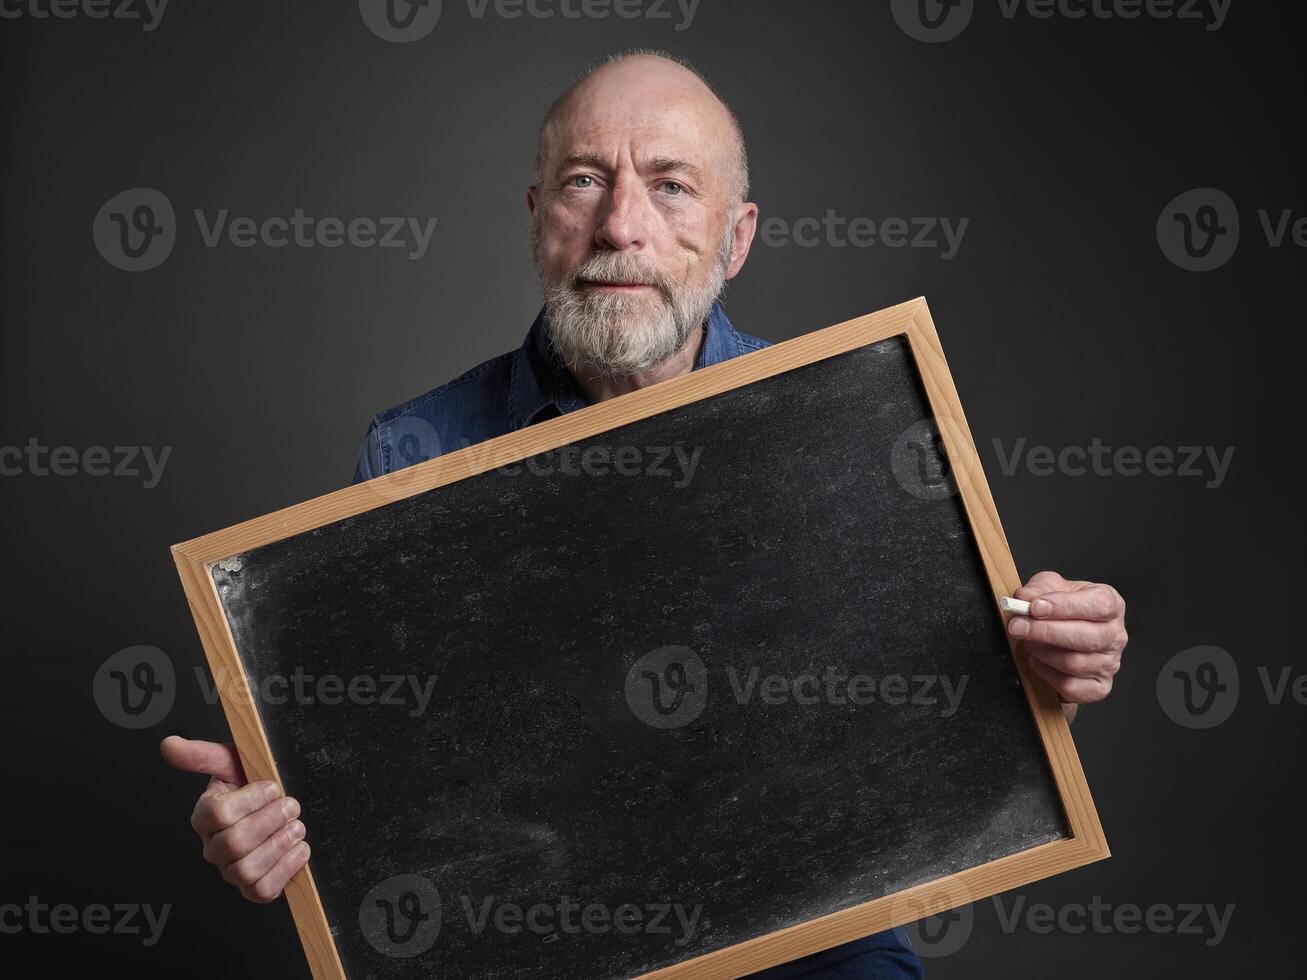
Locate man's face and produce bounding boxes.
[529,58,755,379]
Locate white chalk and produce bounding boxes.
[999,596,1031,616]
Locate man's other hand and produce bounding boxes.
[1008,570,1128,715]
[160,735,309,903]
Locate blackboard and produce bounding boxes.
[174,299,1107,980]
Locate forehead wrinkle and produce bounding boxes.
[549,79,729,187]
[550,116,718,188]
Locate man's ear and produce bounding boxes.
[725,202,760,281]
[527,186,538,217]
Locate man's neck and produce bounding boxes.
[570,322,706,404]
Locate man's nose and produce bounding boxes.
[593,179,650,252]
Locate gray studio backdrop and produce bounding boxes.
[1,1,1298,977]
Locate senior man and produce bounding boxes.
[163,50,1127,977]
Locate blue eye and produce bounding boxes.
[571,175,594,188]
[663,181,684,195]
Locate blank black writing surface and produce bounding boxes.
[211,335,1067,979]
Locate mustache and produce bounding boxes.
[565,253,676,301]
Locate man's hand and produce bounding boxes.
[160,735,310,904]
[1007,571,1128,719]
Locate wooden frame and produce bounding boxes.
[173,297,1108,980]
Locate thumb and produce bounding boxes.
[160,735,246,786]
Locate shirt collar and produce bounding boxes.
[508,300,746,431]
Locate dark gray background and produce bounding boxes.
[1,0,1299,977]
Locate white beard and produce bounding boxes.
[534,216,735,378]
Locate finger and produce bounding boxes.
[1008,615,1121,653]
[205,795,301,866]
[1025,654,1111,705]
[223,818,307,888]
[1014,570,1070,602]
[1023,641,1120,682]
[242,841,311,904]
[1028,586,1123,623]
[161,736,246,786]
[191,779,284,838]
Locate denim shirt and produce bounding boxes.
[352,303,924,980]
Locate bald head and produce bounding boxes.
[526,51,760,381]
[534,51,750,205]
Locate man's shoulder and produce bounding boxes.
[354,348,518,482]
[354,317,771,483]
[372,349,516,429]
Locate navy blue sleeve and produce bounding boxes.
[742,929,924,979]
